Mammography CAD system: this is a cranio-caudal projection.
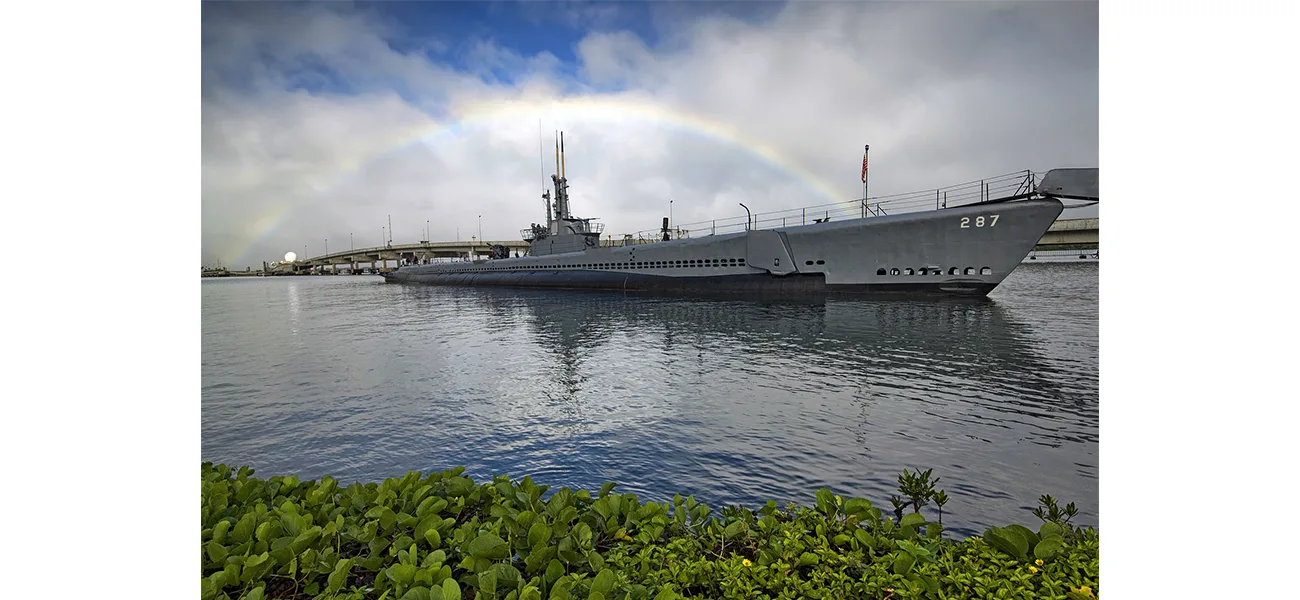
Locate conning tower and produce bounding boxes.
[522,131,604,256]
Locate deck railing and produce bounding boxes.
[618,170,1041,243]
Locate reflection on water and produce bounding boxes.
[202,264,1097,538]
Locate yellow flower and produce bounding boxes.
[1029,566,1038,574]
[1035,559,1044,566]
[742,559,753,567]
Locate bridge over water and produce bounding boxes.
[267,218,1098,275]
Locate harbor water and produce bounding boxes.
[201,263,1098,538]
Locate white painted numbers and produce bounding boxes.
[960,215,1000,229]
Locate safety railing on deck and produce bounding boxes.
[616,170,1041,244]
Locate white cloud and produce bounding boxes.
[202,1,1097,267]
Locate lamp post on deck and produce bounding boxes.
[739,203,752,231]
[478,215,482,244]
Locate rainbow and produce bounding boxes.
[224,95,853,265]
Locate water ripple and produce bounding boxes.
[202,264,1098,537]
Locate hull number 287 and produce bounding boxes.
[960,215,1000,228]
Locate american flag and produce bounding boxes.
[860,145,869,183]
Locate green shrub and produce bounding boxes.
[201,463,1099,600]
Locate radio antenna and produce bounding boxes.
[537,118,545,194]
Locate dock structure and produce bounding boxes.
[1036,218,1098,248]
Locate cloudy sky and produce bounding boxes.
[201,0,1097,267]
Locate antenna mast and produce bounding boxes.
[539,119,551,230]
[558,131,570,220]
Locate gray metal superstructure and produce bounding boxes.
[384,134,1096,297]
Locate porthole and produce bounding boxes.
[806,260,814,266]
[891,268,900,276]
[877,268,887,276]
[948,267,958,275]
[816,260,825,265]
[964,267,974,275]
[980,267,992,275]
[918,267,928,275]
[904,268,915,275]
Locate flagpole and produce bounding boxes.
[861,144,870,218]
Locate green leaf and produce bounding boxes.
[551,578,574,600]
[984,527,1029,560]
[1038,522,1065,539]
[892,552,915,576]
[525,544,554,574]
[212,520,231,544]
[843,497,873,518]
[489,562,523,591]
[1004,524,1040,549]
[387,564,418,586]
[328,559,353,594]
[652,587,677,600]
[254,521,272,543]
[280,512,306,537]
[207,571,229,592]
[232,514,255,543]
[466,533,511,560]
[401,586,432,600]
[206,541,228,565]
[479,569,499,598]
[926,523,943,539]
[590,568,616,596]
[442,577,462,600]
[572,523,593,549]
[545,559,565,584]
[528,523,552,548]
[1033,536,1066,561]
[723,520,746,539]
[240,585,265,600]
[243,552,268,569]
[444,476,474,497]
[900,513,926,529]
[815,488,836,516]
[599,482,616,498]
[223,563,241,586]
[424,528,442,549]
[290,526,322,555]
